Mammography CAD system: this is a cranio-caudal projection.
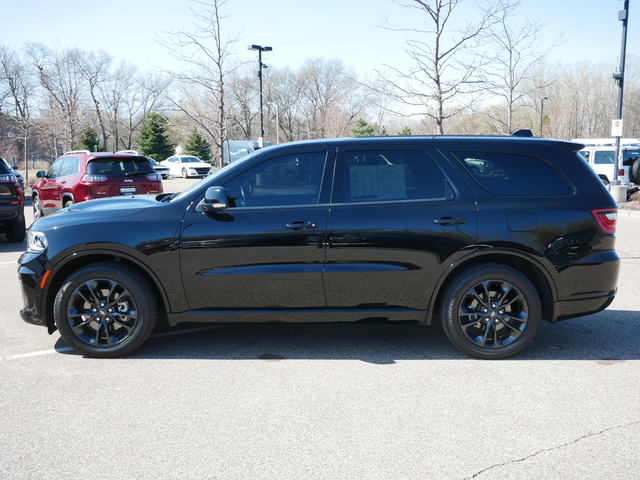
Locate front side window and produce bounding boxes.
[225,152,327,207]
[340,150,449,203]
[452,151,574,196]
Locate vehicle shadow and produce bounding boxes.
[54,309,640,363]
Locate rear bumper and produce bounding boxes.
[555,289,617,321]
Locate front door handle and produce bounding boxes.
[286,221,319,230]
[434,217,467,225]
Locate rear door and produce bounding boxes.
[324,145,478,311]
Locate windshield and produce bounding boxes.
[181,157,201,163]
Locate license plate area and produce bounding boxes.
[120,186,137,195]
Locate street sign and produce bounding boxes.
[611,119,624,137]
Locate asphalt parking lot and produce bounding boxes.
[1,180,639,479]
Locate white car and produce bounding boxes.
[161,155,213,178]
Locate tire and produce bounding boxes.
[33,196,43,219]
[631,158,640,185]
[54,262,157,358]
[6,217,25,243]
[63,199,74,208]
[440,263,541,359]
[182,168,188,179]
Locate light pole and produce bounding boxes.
[248,44,272,147]
[539,96,548,137]
[612,0,629,185]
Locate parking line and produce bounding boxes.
[2,325,227,360]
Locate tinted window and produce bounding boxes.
[47,158,66,179]
[225,152,327,207]
[340,150,450,203]
[87,157,154,176]
[452,151,573,196]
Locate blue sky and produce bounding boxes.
[3,0,638,74]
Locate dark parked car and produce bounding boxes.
[18,134,620,358]
[0,156,24,190]
[0,160,25,242]
[31,150,163,218]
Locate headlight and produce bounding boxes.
[27,230,48,253]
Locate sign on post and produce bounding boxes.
[611,119,624,137]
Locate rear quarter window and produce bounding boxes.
[451,151,574,196]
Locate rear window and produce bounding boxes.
[451,151,574,196]
[87,157,155,176]
[0,162,10,175]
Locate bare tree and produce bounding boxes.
[0,45,35,167]
[481,1,560,134]
[26,43,87,150]
[75,49,113,149]
[160,0,239,162]
[376,0,511,134]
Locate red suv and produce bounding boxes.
[32,150,163,218]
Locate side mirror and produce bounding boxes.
[201,186,229,212]
[36,171,47,178]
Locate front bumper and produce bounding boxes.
[17,252,50,329]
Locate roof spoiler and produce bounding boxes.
[511,129,534,137]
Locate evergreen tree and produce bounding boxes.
[398,126,412,136]
[184,129,212,162]
[78,126,102,152]
[351,119,375,137]
[138,113,175,160]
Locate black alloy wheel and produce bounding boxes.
[441,263,541,359]
[54,262,157,357]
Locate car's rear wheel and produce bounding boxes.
[54,262,157,358]
[6,217,25,243]
[182,168,188,178]
[33,196,43,219]
[440,263,541,359]
[64,199,74,208]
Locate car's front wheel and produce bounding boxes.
[33,196,43,219]
[440,263,541,359]
[182,168,188,178]
[54,262,157,358]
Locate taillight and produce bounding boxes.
[146,173,162,181]
[592,208,617,235]
[618,168,625,177]
[82,174,108,182]
[0,174,17,182]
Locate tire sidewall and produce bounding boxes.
[54,262,157,358]
[441,264,541,359]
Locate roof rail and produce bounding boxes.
[64,150,91,155]
[115,150,139,155]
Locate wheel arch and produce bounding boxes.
[42,251,169,333]
[429,251,557,325]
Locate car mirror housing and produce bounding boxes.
[201,186,229,212]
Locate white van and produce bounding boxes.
[576,143,640,186]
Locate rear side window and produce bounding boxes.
[87,157,154,176]
[451,151,573,196]
[341,150,450,203]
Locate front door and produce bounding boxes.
[180,149,333,310]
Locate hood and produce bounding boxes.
[32,195,159,230]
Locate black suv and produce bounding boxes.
[0,159,25,243]
[18,135,620,358]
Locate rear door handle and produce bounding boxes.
[286,221,319,230]
[434,217,467,225]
